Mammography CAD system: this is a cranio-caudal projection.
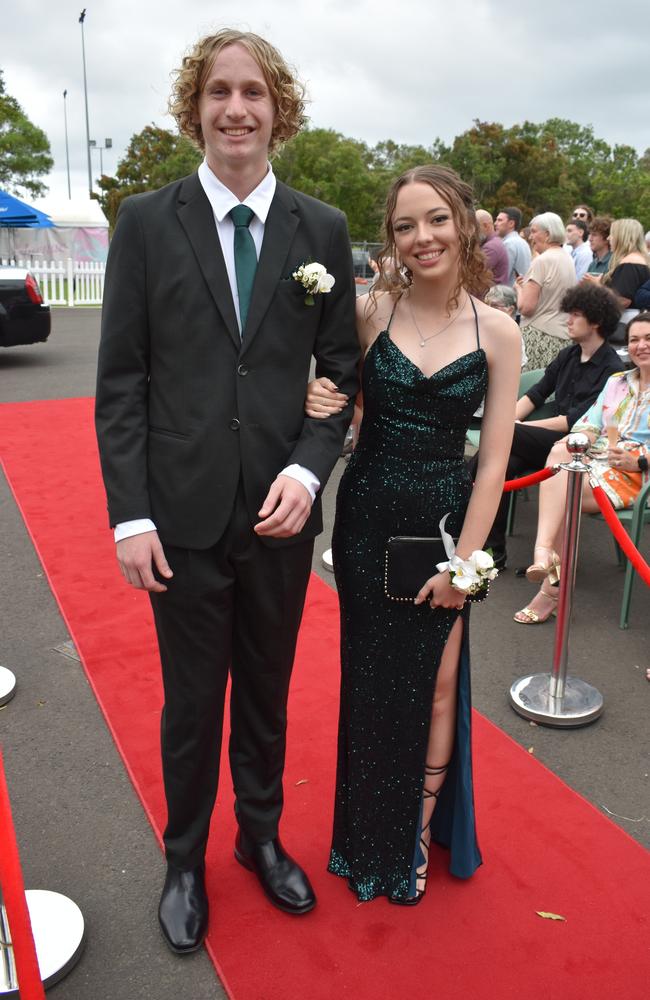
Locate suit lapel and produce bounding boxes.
[176,173,241,351]
[241,182,299,352]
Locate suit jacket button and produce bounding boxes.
[230,418,240,431]
[237,364,249,376]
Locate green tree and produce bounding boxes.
[97,125,201,227]
[273,127,382,241]
[436,117,650,225]
[371,139,437,176]
[0,70,53,198]
[591,144,650,223]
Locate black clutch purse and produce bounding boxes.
[384,536,457,602]
[384,535,490,603]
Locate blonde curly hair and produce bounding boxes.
[371,165,492,313]
[169,29,306,156]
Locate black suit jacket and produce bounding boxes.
[95,173,359,549]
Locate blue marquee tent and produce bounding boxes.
[0,189,53,228]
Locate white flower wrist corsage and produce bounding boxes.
[435,514,499,601]
[293,261,335,305]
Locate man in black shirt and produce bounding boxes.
[470,284,622,566]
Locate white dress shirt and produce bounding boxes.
[198,159,275,332]
[114,161,320,543]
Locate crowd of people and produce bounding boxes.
[470,203,650,621]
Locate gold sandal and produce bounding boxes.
[514,584,559,625]
[525,547,561,585]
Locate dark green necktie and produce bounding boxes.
[229,204,257,334]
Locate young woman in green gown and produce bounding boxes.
[307,166,520,903]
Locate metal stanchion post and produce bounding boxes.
[0,668,16,708]
[0,886,85,995]
[509,433,604,727]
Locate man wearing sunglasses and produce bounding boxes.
[571,205,594,225]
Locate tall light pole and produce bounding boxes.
[63,89,72,199]
[79,9,93,197]
[89,137,112,177]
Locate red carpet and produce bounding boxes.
[1,397,649,1000]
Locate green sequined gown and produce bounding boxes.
[328,305,486,902]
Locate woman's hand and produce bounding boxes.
[608,446,641,473]
[581,272,602,285]
[305,377,348,418]
[415,571,466,610]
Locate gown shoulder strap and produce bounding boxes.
[385,297,399,334]
[469,296,480,349]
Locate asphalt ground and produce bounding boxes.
[1,309,648,999]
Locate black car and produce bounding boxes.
[0,266,51,347]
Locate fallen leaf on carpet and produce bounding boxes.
[536,911,566,922]
[295,779,309,786]
[528,747,534,754]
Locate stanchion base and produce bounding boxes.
[321,548,334,572]
[0,890,85,995]
[0,667,17,708]
[509,673,604,728]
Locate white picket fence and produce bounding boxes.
[0,258,106,307]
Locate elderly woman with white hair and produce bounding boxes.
[516,211,577,370]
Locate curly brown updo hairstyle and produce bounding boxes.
[371,164,492,312]
[169,29,306,156]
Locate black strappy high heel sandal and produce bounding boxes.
[389,763,449,906]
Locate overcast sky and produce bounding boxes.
[4,0,649,204]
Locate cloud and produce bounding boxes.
[2,0,647,200]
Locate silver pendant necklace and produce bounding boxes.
[409,294,467,348]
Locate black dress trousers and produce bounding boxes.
[150,489,314,870]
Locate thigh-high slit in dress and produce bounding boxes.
[328,299,486,902]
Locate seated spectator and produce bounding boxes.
[514,311,650,624]
[485,283,519,320]
[517,212,576,370]
[571,204,594,226]
[585,218,650,305]
[476,209,510,285]
[494,206,532,285]
[587,216,612,274]
[565,218,592,280]
[469,283,622,569]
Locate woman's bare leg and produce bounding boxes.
[523,442,600,617]
[535,442,599,555]
[414,617,463,896]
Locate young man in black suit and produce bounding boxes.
[95,30,358,953]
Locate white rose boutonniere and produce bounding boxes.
[292,261,335,305]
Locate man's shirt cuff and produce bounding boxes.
[114,518,157,542]
[280,464,320,502]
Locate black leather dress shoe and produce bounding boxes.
[234,832,316,914]
[158,863,209,954]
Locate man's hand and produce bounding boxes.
[254,475,313,538]
[116,530,173,592]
